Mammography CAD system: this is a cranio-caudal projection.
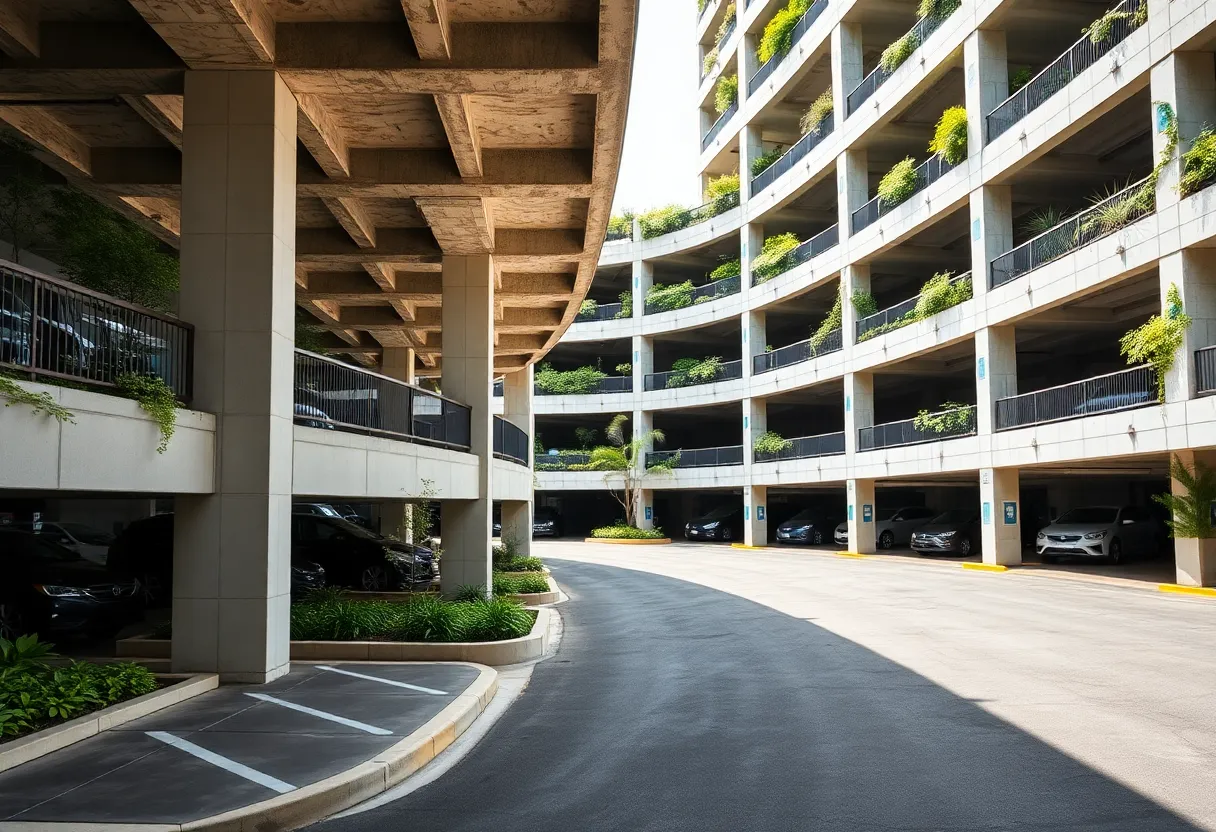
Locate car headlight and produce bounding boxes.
[36,584,86,597]
[1036,531,1046,540]
[703,521,720,530]
[939,531,957,538]
[1083,530,1107,540]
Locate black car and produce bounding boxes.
[533,507,563,538]
[911,510,981,557]
[685,506,742,542]
[775,509,834,545]
[292,514,436,591]
[0,529,143,640]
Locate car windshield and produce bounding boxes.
[57,523,115,545]
[929,510,974,524]
[322,516,382,540]
[1055,507,1118,525]
[535,509,557,521]
[785,510,819,525]
[0,531,81,562]
[877,511,896,521]
[307,504,343,518]
[699,507,736,521]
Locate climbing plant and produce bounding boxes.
[810,290,843,354]
[1180,126,1216,196]
[913,402,973,435]
[116,373,177,453]
[668,356,723,387]
[1119,284,1190,401]
[928,106,968,165]
[1083,0,1147,44]
[0,375,75,423]
[751,232,801,283]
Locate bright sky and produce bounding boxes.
[611,0,700,215]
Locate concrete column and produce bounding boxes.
[963,29,1008,152]
[743,395,767,465]
[969,184,1013,297]
[1151,52,1216,209]
[172,71,297,684]
[846,478,877,554]
[439,254,495,595]
[500,366,534,555]
[740,123,765,203]
[975,325,1017,434]
[379,347,417,541]
[831,22,864,125]
[633,334,654,393]
[980,467,1021,566]
[739,34,758,106]
[837,149,868,239]
[840,264,871,353]
[741,222,764,289]
[744,485,768,546]
[1160,250,1216,402]
[632,409,655,529]
[381,347,416,385]
[843,371,874,456]
[635,488,656,531]
[632,258,652,318]
[1170,449,1216,587]
[741,309,766,381]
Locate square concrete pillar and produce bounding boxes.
[1151,52,1216,209]
[633,334,654,393]
[844,371,874,456]
[743,396,767,466]
[744,485,768,546]
[739,33,759,105]
[440,254,495,595]
[381,347,416,385]
[975,325,1017,434]
[963,29,1008,152]
[379,347,417,541]
[1160,250,1216,402]
[980,467,1021,566]
[831,22,864,125]
[740,124,766,203]
[847,478,877,554]
[741,309,766,380]
[837,149,869,238]
[635,488,656,531]
[1170,452,1216,586]
[741,222,764,287]
[632,258,652,318]
[840,264,871,354]
[632,410,656,530]
[172,71,298,684]
[500,366,534,555]
[969,184,1013,296]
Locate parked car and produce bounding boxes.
[685,506,742,542]
[10,521,114,565]
[1036,505,1161,564]
[533,507,563,538]
[0,528,143,640]
[911,510,981,557]
[775,509,834,545]
[292,513,436,590]
[834,506,937,549]
[293,502,346,520]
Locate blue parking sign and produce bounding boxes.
[758,506,765,521]
[862,505,873,523]
[1003,501,1017,525]
[645,506,652,521]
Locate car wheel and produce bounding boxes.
[0,603,25,640]
[958,537,972,557]
[1108,538,1123,566]
[879,530,894,549]
[360,565,390,591]
[812,529,823,545]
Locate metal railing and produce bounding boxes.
[645,274,741,315]
[534,452,592,471]
[994,366,1157,430]
[294,350,471,450]
[986,0,1144,143]
[647,445,744,469]
[702,101,738,151]
[753,329,842,374]
[493,379,503,397]
[755,431,846,462]
[1197,346,1216,396]
[751,224,839,286]
[644,358,743,391]
[534,375,633,396]
[751,113,835,197]
[990,176,1153,289]
[851,155,958,234]
[0,260,193,402]
[493,416,529,466]
[855,272,972,342]
[747,0,829,96]
[605,227,632,242]
[640,191,740,239]
[576,301,630,322]
[859,405,977,450]
[846,10,953,116]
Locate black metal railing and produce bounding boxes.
[1197,346,1216,396]
[717,16,737,52]
[986,0,1145,143]
[534,452,592,471]
[294,350,471,450]
[647,445,744,469]
[645,274,741,315]
[493,416,529,466]
[995,366,1157,430]
[859,405,977,450]
[753,329,842,374]
[846,10,953,116]
[576,301,630,322]
[605,227,632,242]
[703,101,738,151]
[851,155,958,234]
[855,272,972,342]
[747,0,829,96]
[990,176,1153,289]
[751,113,835,197]
[755,431,846,462]
[644,358,743,391]
[534,375,633,396]
[0,260,193,402]
[493,379,503,397]
[751,224,839,285]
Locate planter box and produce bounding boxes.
[584,537,672,545]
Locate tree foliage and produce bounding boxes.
[1154,454,1216,539]
[928,106,968,165]
[758,0,812,64]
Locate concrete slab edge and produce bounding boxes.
[0,673,218,775]
[582,537,672,544]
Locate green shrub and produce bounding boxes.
[754,431,792,456]
[607,212,634,238]
[702,46,719,77]
[928,106,968,165]
[1120,284,1190,401]
[717,2,737,39]
[646,280,696,312]
[1009,67,1033,95]
[751,147,785,177]
[917,0,961,20]
[810,290,843,354]
[714,74,738,115]
[751,232,801,283]
[495,556,546,572]
[705,173,741,215]
[390,596,468,642]
[709,258,742,282]
[758,0,812,64]
[615,361,632,375]
[591,525,667,540]
[913,271,972,319]
[1080,181,1155,237]
[913,402,974,434]
[1083,0,1145,44]
[877,157,918,206]
[1180,126,1216,196]
[574,426,599,448]
[800,88,834,136]
[638,204,694,238]
[851,289,878,318]
[492,572,550,595]
[461,598,537,641]
[534,363,607,395]
[669,356,723,387]
[617,290,633,316]
[579,299,598,317]
[880,31,919,73]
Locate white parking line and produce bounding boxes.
[146,731,297,794]
[315,665,448,695]
[245,693,393,735]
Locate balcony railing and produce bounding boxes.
[846,10,953,116]
[755,431,845,462]
[702,101,738,151]
[747,0,829,96]
[856,272,972,342]
[994,366,1157,431]
[986,0,1145,144]
[576,301,630,322]
[294,350,471,450]
[751,113,835,197]
[647,445,744,469]
[605,227,632,242]
[990,176,1153,289]
[859,405,977,450]
[753,329,842,374]
[0,260,193,402]
[645,274,741,315]
[751,225,839,286]
[851,155,958,234]
[535,452,591,471]
[1197,346,1216,396]
[493,416,529,466]
[534,375,633,396]
[640,191,740,239]
[644,358,743,391]
[493,379,503,397]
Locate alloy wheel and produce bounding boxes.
[1108,539,1123,566]
[879,531,894,549]
[959,538,972,556]
[812,529,823,545]
[361,565,390,591]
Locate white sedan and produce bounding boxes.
[834,506,938,549]
[11,521,115,565]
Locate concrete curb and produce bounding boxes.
[962,562,1009,573]
[0,673,218,774]
[1158,583,1216,598]
[583,537,672,545]
[730,543,767,550]
[510,576,562,605]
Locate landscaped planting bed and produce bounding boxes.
[291,593,536,643]
[591,525,668,540]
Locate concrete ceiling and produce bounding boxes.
[0,0,636,376]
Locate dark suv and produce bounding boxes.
[291,514,436,590]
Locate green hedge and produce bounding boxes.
[290,596,535,642]
[638,205,695,238]
[534,363,607,394]
[591,525,667,540]
[494,556,546,573]
[492,572,551,595]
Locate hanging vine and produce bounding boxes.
[116,373,178,453]
[0,375,75,423]
[1119,284,1191,401]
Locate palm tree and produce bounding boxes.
[581,414,677,528]
[1154,454,1216,539]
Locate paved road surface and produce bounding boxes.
[314,542,1216,831]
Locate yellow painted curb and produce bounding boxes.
[730,543,767,550]
[835,551,867,559]
[962,562,1008,573]
[1158,583,1216,598]
[584,537,672,545]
